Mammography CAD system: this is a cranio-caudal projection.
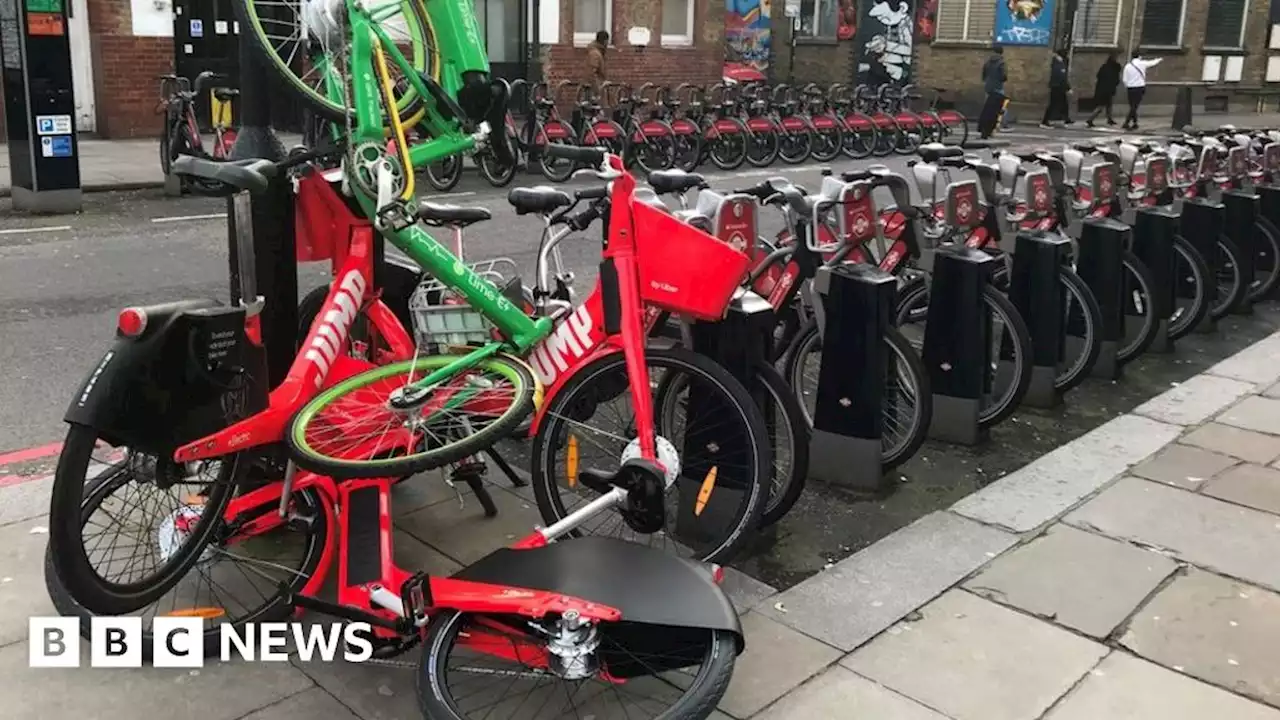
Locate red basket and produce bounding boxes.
[632,201,752,321]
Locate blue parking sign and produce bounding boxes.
[48,135,73,158]
[38,117,54,134]
[191,19,203,37]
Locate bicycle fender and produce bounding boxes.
[453,535,744,652]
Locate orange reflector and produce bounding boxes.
[566,435,579,488]
[164,607,225,619]
[694,466,718,516]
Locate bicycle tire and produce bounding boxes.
[673,125,705,171]
[1056,266,1103,393]
[841,112,877,160]
[477,125,519,187]
[1248,215,1280,301]
[783,321,931,471]
[287,354,538,479]
[744,125,780,167]
[417,610,737,720]
[934,109,969,146]
[777,126,813,165]
[46,425,243,616]
[706,118,748,170]
[629,120,677,173]
[425,154,463,192]
[871,114,900,158]
[538,120,578,182]
[894,282,1032,429]
[1169,235,1210,340]
[1118,250,1159,363]
[159,112,176,177]
[809,121,844,162]
[892,111,926,155]
[1209,235,1246,320]
[530,347,769,565]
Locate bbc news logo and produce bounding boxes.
[29,617,376,667]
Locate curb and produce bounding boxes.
[1,180,167,199]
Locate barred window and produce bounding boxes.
[1205,0,1248,48]
[934,0,995,43]
[1139,0,1185,47]
[1074,0,1122,46]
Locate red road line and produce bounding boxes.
[0,442,62,467]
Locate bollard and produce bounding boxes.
[1172,87,1194,130]
[677,291,775,545]
[1008,231,1072,408]
[1131,206,1180,353]
[1180,198,1225,333]
[1076,217,1129,380]
[1223,190,1259,315]
[922,245,996,445]
[808,263,897,492]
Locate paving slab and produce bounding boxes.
[951,414,1182,532]
[290,655,420,720]
[842,589,1107,720]
[1181,423,1280,464]
[755,666,951,720]
[1131,443,1239,490]
[720,567,777,612]
[0,476,53,528]
[395,485,543,565]
[1202,463,1280,515]
[1120,569,1280,708]
[1045,652,1280,720]
[0,641,314,719]
[240,688,360,720]
[0,517,56,646]
[1133,374,1255,426]
[1065,477,1280,593]
[1206,333,1280,386]
[719,611,842,718]
[963,524,1177,639]
[755,511,1017,652]
[1217,396,1280,437]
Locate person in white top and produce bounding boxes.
[1122,54,1162,130]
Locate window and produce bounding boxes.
[1073,0,1122,46]
[1139,0,1186,47]
[574,0,610,45]
[934,0,996,43]
[1205,0,1248,48]
[795,0,838,38]
[661,0,694,45]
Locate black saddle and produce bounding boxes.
[648,169,706,195]
[417,202,492,227]
[916,143,965,163]
[507,186,573,215]
[213,88,240,102]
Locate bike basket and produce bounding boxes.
[408,258,518,347]
[632,200,752,321]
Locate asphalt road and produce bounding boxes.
[10,123,1273,588]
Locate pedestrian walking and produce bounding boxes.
[977,45,1007,139]
[1122,54,1162,130]
[1085,52,1122,128]
[585,30,609,93]
[1040,49,1072,128]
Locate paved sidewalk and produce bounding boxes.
[2,332,1279,718]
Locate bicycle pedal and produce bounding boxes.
[376,201,415,232]
[400,572,432,627]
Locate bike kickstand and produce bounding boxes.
[485,446,528,488]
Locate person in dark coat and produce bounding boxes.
[977,46,1007,139]
[1040,49,1073,127]
[1086,53,1122,127]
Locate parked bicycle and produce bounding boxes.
[158,71,239,190]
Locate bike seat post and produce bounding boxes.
[232,189,264,317]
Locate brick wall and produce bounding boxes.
[89,0,173,138]
[770,25,856,87]
[540,0,724,101]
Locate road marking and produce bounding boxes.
[0,441,63,467]
[151,213,228,224]
[421,191,477,200]
[0,225,71,235]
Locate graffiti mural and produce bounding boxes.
[916,0,938,41]
[857,0,913,84]
[995,0,1055,46]
[724,0,771,75]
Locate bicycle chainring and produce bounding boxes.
[346,141,408,202]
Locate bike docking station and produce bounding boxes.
[1181,197,1225,333]
[1131,206,1181,353]
[1076,217,1130,381]
[922,244,997,446]
[807,262,897,493]
[1223,188,1259,316]
[1,0,82,213]
[1008,229,1071,408]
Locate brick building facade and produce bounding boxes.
[85,0,175,138]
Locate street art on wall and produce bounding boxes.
[725,0,771,75]
[857,0,913,84]
[995,0,1055,46]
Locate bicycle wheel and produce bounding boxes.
[1117,251,1158,363]
[1057,266,1103,393]
[46,474,326,659]
[478,125,520,187]
[871,114,899,157]
[841,113,877,160]
[744,126,780,167]
[1248,216,1280,301]
[810,121,844,162]
[630,123,677,173]
[418,609,736,720]
[538,120,579,182]
[784,322,931,472]
[1169,235,1211,340]
[235,0,433,124]
[425,155,463,192]
[287,354,538,479]
[935,109,969,146]
[657,361,808,529]
[530,347,769,564]
[892,111,926,155]
[1209,235,1245,319]
[706,119,748,170]
[895,282,1032,429]
[46,425,243,616]
[777,127,813,165]
[159,112,176,176]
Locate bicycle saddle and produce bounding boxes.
[916,143,965,163]
[647,169,706,195]
[417,202,492,227]
[507,186,573,215]
[171,155,275,194]
[213,88,240,102]
[536,98,556,108]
